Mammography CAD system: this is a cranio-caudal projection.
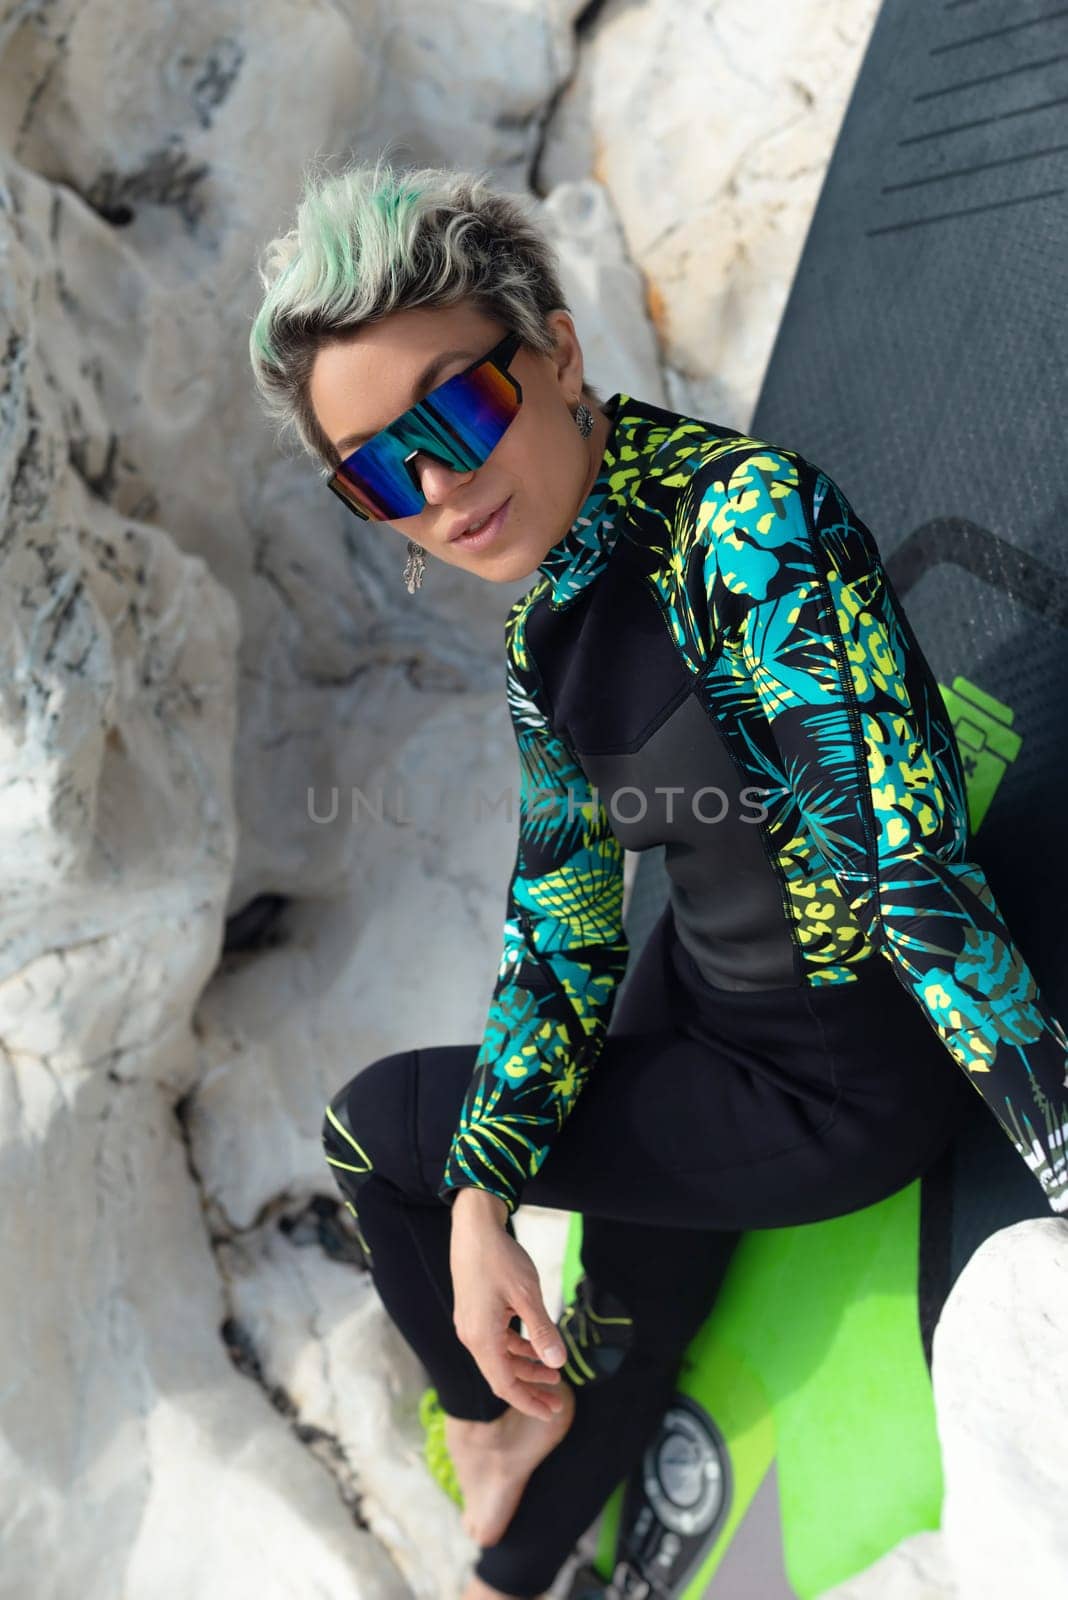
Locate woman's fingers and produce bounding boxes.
[460,1322,562,1417]
[512,1280,568,1370]
[505,1331,562,1369]
[506,1351,563,1387]
[482,1344,566,1417]
[501,1328,563,1381]
[499,1371,564,1420]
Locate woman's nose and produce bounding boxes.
[415,452,476,505]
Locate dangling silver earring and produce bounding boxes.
[403,540,426,594]
[574,399,594,437]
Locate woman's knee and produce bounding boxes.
[321,1049,415,1195]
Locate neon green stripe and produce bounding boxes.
[343,1200,373,1261]
[325,1154,368,1175]
[324,1103,372,1169]
[560,1319,595,1380]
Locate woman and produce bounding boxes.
[248,155,1068,1600]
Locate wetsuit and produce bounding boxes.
[322,392,1068,1596]
[431,389,1068,1218]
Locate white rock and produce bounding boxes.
[932,1219,1068,1598]
[541,0,883,427]
[0,1075,406,1600]
[0,2,897,1596]
[218,1203,484,1599]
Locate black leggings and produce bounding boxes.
[322,901,971,1597]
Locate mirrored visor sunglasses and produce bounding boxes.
[325,329,524,523]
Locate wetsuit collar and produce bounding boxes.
[536,391,646,607]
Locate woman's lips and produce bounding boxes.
[449,496,512,552]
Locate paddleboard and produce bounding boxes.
[560,1,1068,1593]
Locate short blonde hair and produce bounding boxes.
[248,148,604,475]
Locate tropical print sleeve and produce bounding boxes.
[437,597,630,1216]
[697,445,1068,1213]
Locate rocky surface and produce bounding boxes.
[931,1219,1068,1598]
[15,3,1054,1598]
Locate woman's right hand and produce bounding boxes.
[448,1186,569,1421]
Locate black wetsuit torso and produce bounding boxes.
[527,501,801,991]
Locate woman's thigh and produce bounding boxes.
[407,904,969,1231]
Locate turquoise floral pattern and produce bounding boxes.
[695,446,1068,1211]
[439,397,1068,1215]
[438,606,629,1212]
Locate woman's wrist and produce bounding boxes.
[450,1185,510,1228]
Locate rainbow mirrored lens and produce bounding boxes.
[327,338,522,522]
